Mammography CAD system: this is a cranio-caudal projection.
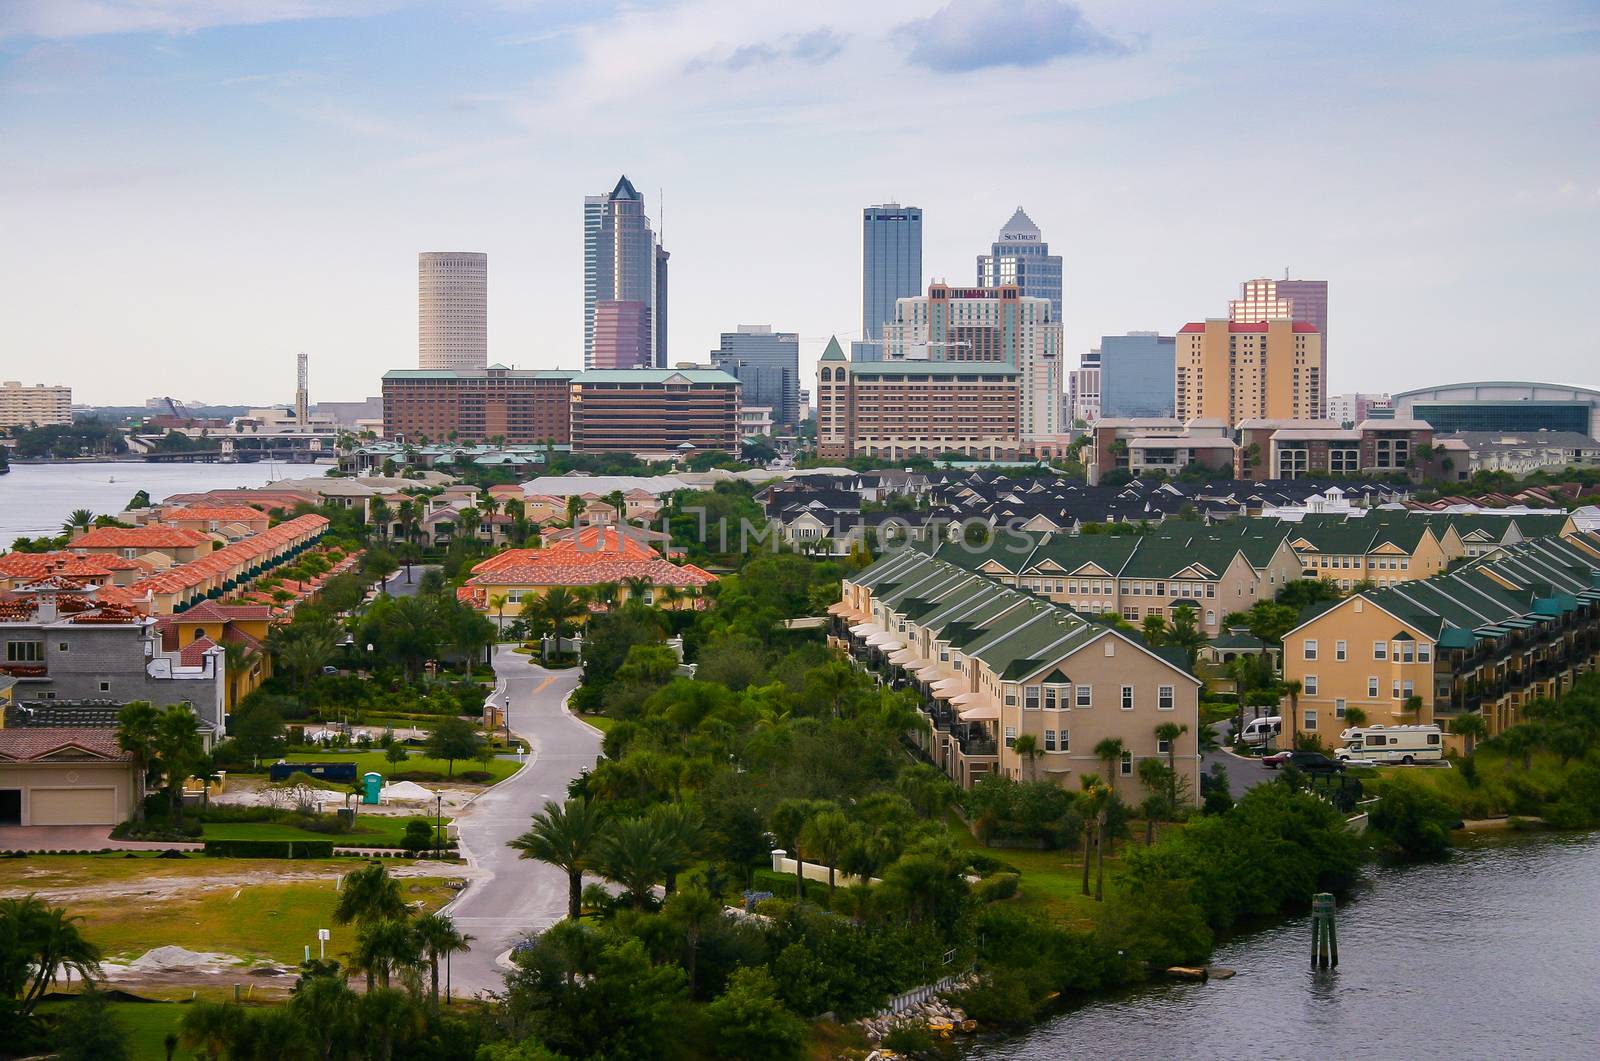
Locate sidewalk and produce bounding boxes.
[0,825,203,853]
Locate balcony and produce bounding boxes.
[0,663,47,679]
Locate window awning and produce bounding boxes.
[959,703,1000,722]
[888,649,919,666]
[849,622,879,637]
[932,686,958,701]
[867,632,903,650]
[914,664,944,681]
[951,692,981,706]
[932,678,964,692]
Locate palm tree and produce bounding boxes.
[1282,679,1303,744]
[621,575,653,606]
[61,508,95,536]
[1012,733,1041,780]
[1141,615,1168,647]
[649,803,703,895]
[662,887,722,997]
[352,918,422,990]
[334,863,407,929]
[768,799,816,899]
[412,912,472,1009]
[369,498,393,542]
[0,896,103,1019]
[271,623,338,696]
[597,815,674,909]
[592,582,620,610]
[396,499,418,544]
[565,494,587,527]
[179,1002,243,1061]
[115,701,162,823]
[1450,712,1489,756]
[1154,721,1188,807]
[1077,777,1102,897]
[1166,603,1205,664]
[1343,706,1369,730]
[1403,694,1425,723]
[221,640,258,712]
[289,972,356,1061]
[456,506,482,544]
[510,799,608,921]
[602,489,630,525]
[489,594,509,639]
[1093,736,1126,789]
[155,705,204,828]
[530,588,585,653]
[357,988,417,1061]
[798,809,852,899]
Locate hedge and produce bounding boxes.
[751,866,831,906]
[202,838,335,859]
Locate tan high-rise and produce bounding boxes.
[0,381,72,428]
[418,252,487,371]
[1174,319,1324,427]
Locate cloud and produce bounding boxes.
[0,0,398,41]
[900,0,1131,73]
[688,28,846,73]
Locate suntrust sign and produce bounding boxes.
[1001,232,1039,241]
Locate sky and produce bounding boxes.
[1,0,1597,408]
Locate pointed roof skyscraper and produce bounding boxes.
[978,205,1061,318]
[998,206,1041,242]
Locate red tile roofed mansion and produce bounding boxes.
[459,526,715,612]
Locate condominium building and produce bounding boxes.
[584,176,668,369]
[1235,417,1433,480]
[1327,393,1392,426]
[1281,531,1600,747]
[1098,333,1176,419]
[569,369,740,453]
[711,325,800,428]
[976,207,1062,318]
[418,252,488,371]
[816,338,1022,462]
[0,381,72,428]
[834,548,1201,796]
[382,366,575,444]
[856,203,922,360]
[1175,319,1326,426]
[881,283,1063,440]
[1229,277,1329,352]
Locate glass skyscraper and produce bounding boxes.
[1099,332,1177,418]
[856,203,922,361]
[711,325,800,428]
[584,176,668,369]
[977,207,1062,319]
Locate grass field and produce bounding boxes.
[39,999,199,1061]
[201,814,445,847]
[944,811,1142,927]
[269,748,522,784]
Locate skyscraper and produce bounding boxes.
[584,176,668,369]
[1099,333,1176,418]
[711,325,800,428]
[1229,277,1329,351]
[1174,319,1325,426]
[418,252,487,370]
[856,203,922,360]
[977,207,1062,318]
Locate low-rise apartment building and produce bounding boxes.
[1236,418,1435,481]
[834,549,1201,801]
[1282,531,1600,747]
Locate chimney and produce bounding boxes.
[34,586,58,624]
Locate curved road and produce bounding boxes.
[442,646,595,996]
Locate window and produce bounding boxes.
[1157,736,1172,753]
[1120,752,1133,776]
[1418,644,1432,663]
[1044,730,1057,752]
[1120,685,1134,710]
[1304,710,1318,730]
[1335,698,1347,718]
[57,642,68,652]
[5,641,43,663]
[1335,640,1347,661]
[1396,641,1415,663]
[1044,686,1057,710]
[1060,728,1070,751]
[1368,677,1380,698]
[1004,725,1017,749]
[1392,680,1401,699]
[1024,686,1040,710]
[1206,610,1215,625]
[1076,684,1093,708]
[1158,685,1175,710]
[99,681,110,692]
[1373,641,1388,661]
[1303,639,1318,661]
[1304,675,1318,695]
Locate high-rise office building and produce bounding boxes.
[584,176,668,369]
[856,203,922,360]
[1069,350,1101,425]
[1174,319,1325,426]
[1098,333,1176,418]
[1229,277,1329,352]
[418,252,488,370]
[977,207,1062,318]
[881,283,1062,440]
[711,325,800,428]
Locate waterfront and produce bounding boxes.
[974,831,1600,1060]
[0,461,303,543]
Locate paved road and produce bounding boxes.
[442,646,593,997]
[378,564,438,598]
[1200,719,1276,794]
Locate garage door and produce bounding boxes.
[31,788,117,826]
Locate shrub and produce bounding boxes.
[1369,780,1459,860]
[402,819,434,855]
[972,872,1020,903]
[202,838,335,858]
[954,968,1038,1025]
[881,1023,936,1055]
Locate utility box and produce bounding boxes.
[362,772,383,805]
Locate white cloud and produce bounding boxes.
[0,0,400,41]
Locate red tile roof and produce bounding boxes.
[72,525,211,549]
[0,728,131,763]
[180,636,220,667]
[159,505,270,523]
[1177,321,1321,334]
[464,527,716,593]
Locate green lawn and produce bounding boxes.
[201,814,446,848]
[574,712,619,735]
[269,748,522,784]
[39,999,198,1061]
[944,810,1140,927]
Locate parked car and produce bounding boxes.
[1265,750,1346,774]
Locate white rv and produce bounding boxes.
[1240,716,1283,748]
[1337,724,1443,765]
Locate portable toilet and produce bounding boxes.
[362,772,383,805]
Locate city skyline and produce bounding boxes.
[1,0,1596,405]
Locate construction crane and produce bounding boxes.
[162,396,191,421]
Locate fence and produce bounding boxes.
[876,971,968,1017]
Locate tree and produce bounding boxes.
[0,896,102,1020]
[457,506,482,544]
[1167,603,1205,665]
[661,887,722,998]
[426,718,483,778]
[1141,615,1168,647]
[351,918,421,991]
[798,808,852,899]
[334,863,406,928]
[412,912,471,1009]
[155,705,204,828]
[510,798,608,921]
[526,587,586,652]
[369,498,393,541]
[1282,679,1303,743]
[179,1002,244,1061]
[1343,706,1369,730]
[489,593,509,638]
[232,698,284,768]
[769,799,819,899]
[1403,694,1425,723]
[565,494,587,527]
[1011,733,1041,781]
[705,966,807,1061]
[386,741,408,767]
[1094,737,1126,788]
[649,802,703,895]
[1154,721,1189,808]
[597,815,674,909]
[1369,779,1457,860]
[1450,713,1488,757]
[54,987,131,1061]
[289,970,356,1061]
[357,987,418,1061]
[271,621,338,695]
[61,508,95,535]
[115,700,162,823]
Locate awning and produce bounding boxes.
[827,601,853,617]
[867,632,903,650]
[932,686,958,701]
[913,664,943,681]
[888,649,919,666]
[959,703,1001,722]
[932,678,964,692]
[950,692,981,706]
[849,623,879,637]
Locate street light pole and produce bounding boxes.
[435,794,443,859]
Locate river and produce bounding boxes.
[0,460,310,543]
[973,831,1600,1060]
